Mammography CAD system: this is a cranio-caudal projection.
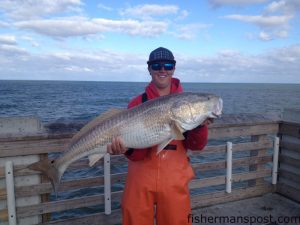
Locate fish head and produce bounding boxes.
[171,93,223,131]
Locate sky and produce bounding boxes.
[0,0,300,83]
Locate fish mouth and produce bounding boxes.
[209,98,223,118]
[209,112,221,119]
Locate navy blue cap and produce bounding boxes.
[147,47,176,65]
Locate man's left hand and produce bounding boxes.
[202,118,214,126]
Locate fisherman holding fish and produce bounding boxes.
[29,47,222,225]
[108,47,214,225]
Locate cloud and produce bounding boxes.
[224,14,292,40]
[0,0,82,20]
[176,10,189,20]
[259,31,272,41]
[0,35,16,45]
[0,21,9,28]
[208,0,268,8]
[265,0,300,14]
[0,48,147,81]
[120,4,179,19]
[0,44,299,83]
[0,44,28,57]
[175,45,300,83]
[224,14,292,28]
[21,36,40,47]
[64,65,94,72]
[14,17,168,38]
[172,23,212,40]
[97,3,113,12]
[220,1,300,41]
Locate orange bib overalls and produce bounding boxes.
[122,140,194,225]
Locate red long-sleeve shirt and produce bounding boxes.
[125,78,208,161]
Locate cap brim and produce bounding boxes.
[147,59,176,65]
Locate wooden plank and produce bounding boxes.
[0,173,127,200]
[0,165,40,178]
[277,183,300,203]
[190,144,226,155]
[0,156,127,178]
[36,209,122,225]
[234,138,273,152]
[278,177,300,190]
[279,163,300,176]
[191,183,274,208]
[16,191,123,218]
[278,170,300,183]
[0,138,69,157]
[40,154,51,222]
[0,138,67,151]
[192,155,272,171]
[248,135,266,187]
[192,161,226,171]
[279,154,300,169]
[211,114,279,128]
[280,147,300,159]
[281,139,300,153]
[0,187,5,200]
[190,176,225,189]
[0,208,8,223]
[190,170,271,189]
[280,123,300,139]
[192,137,273,156]
[208,123,278,139]
[256,149,269,185]
[233,169,271,183]
[0,133,73,143]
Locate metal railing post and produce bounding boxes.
[5,161,17,225]
[226,142,233,193]
[104,153,111,215]
[272,136,280,185]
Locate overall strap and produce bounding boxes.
[141,92,148,103]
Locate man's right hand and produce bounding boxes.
[107,137,128,155]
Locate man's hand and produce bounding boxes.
[107,137,128,155]
[202,118,214,126]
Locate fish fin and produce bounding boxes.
[171,121,185,140]
[88,153,105,167]
[157,138,173,155]
[28,159,61,193]
[68,108,125,148]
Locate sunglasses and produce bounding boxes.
[150,63,175,71]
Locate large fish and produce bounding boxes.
[29,92,223,191]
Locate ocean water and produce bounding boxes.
[1,80,300,123]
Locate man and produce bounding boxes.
[108,47,210,225]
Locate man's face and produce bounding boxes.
[148,61,175,89]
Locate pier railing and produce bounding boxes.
[0,112,298,225]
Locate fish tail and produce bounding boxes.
[28,159,61,193]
